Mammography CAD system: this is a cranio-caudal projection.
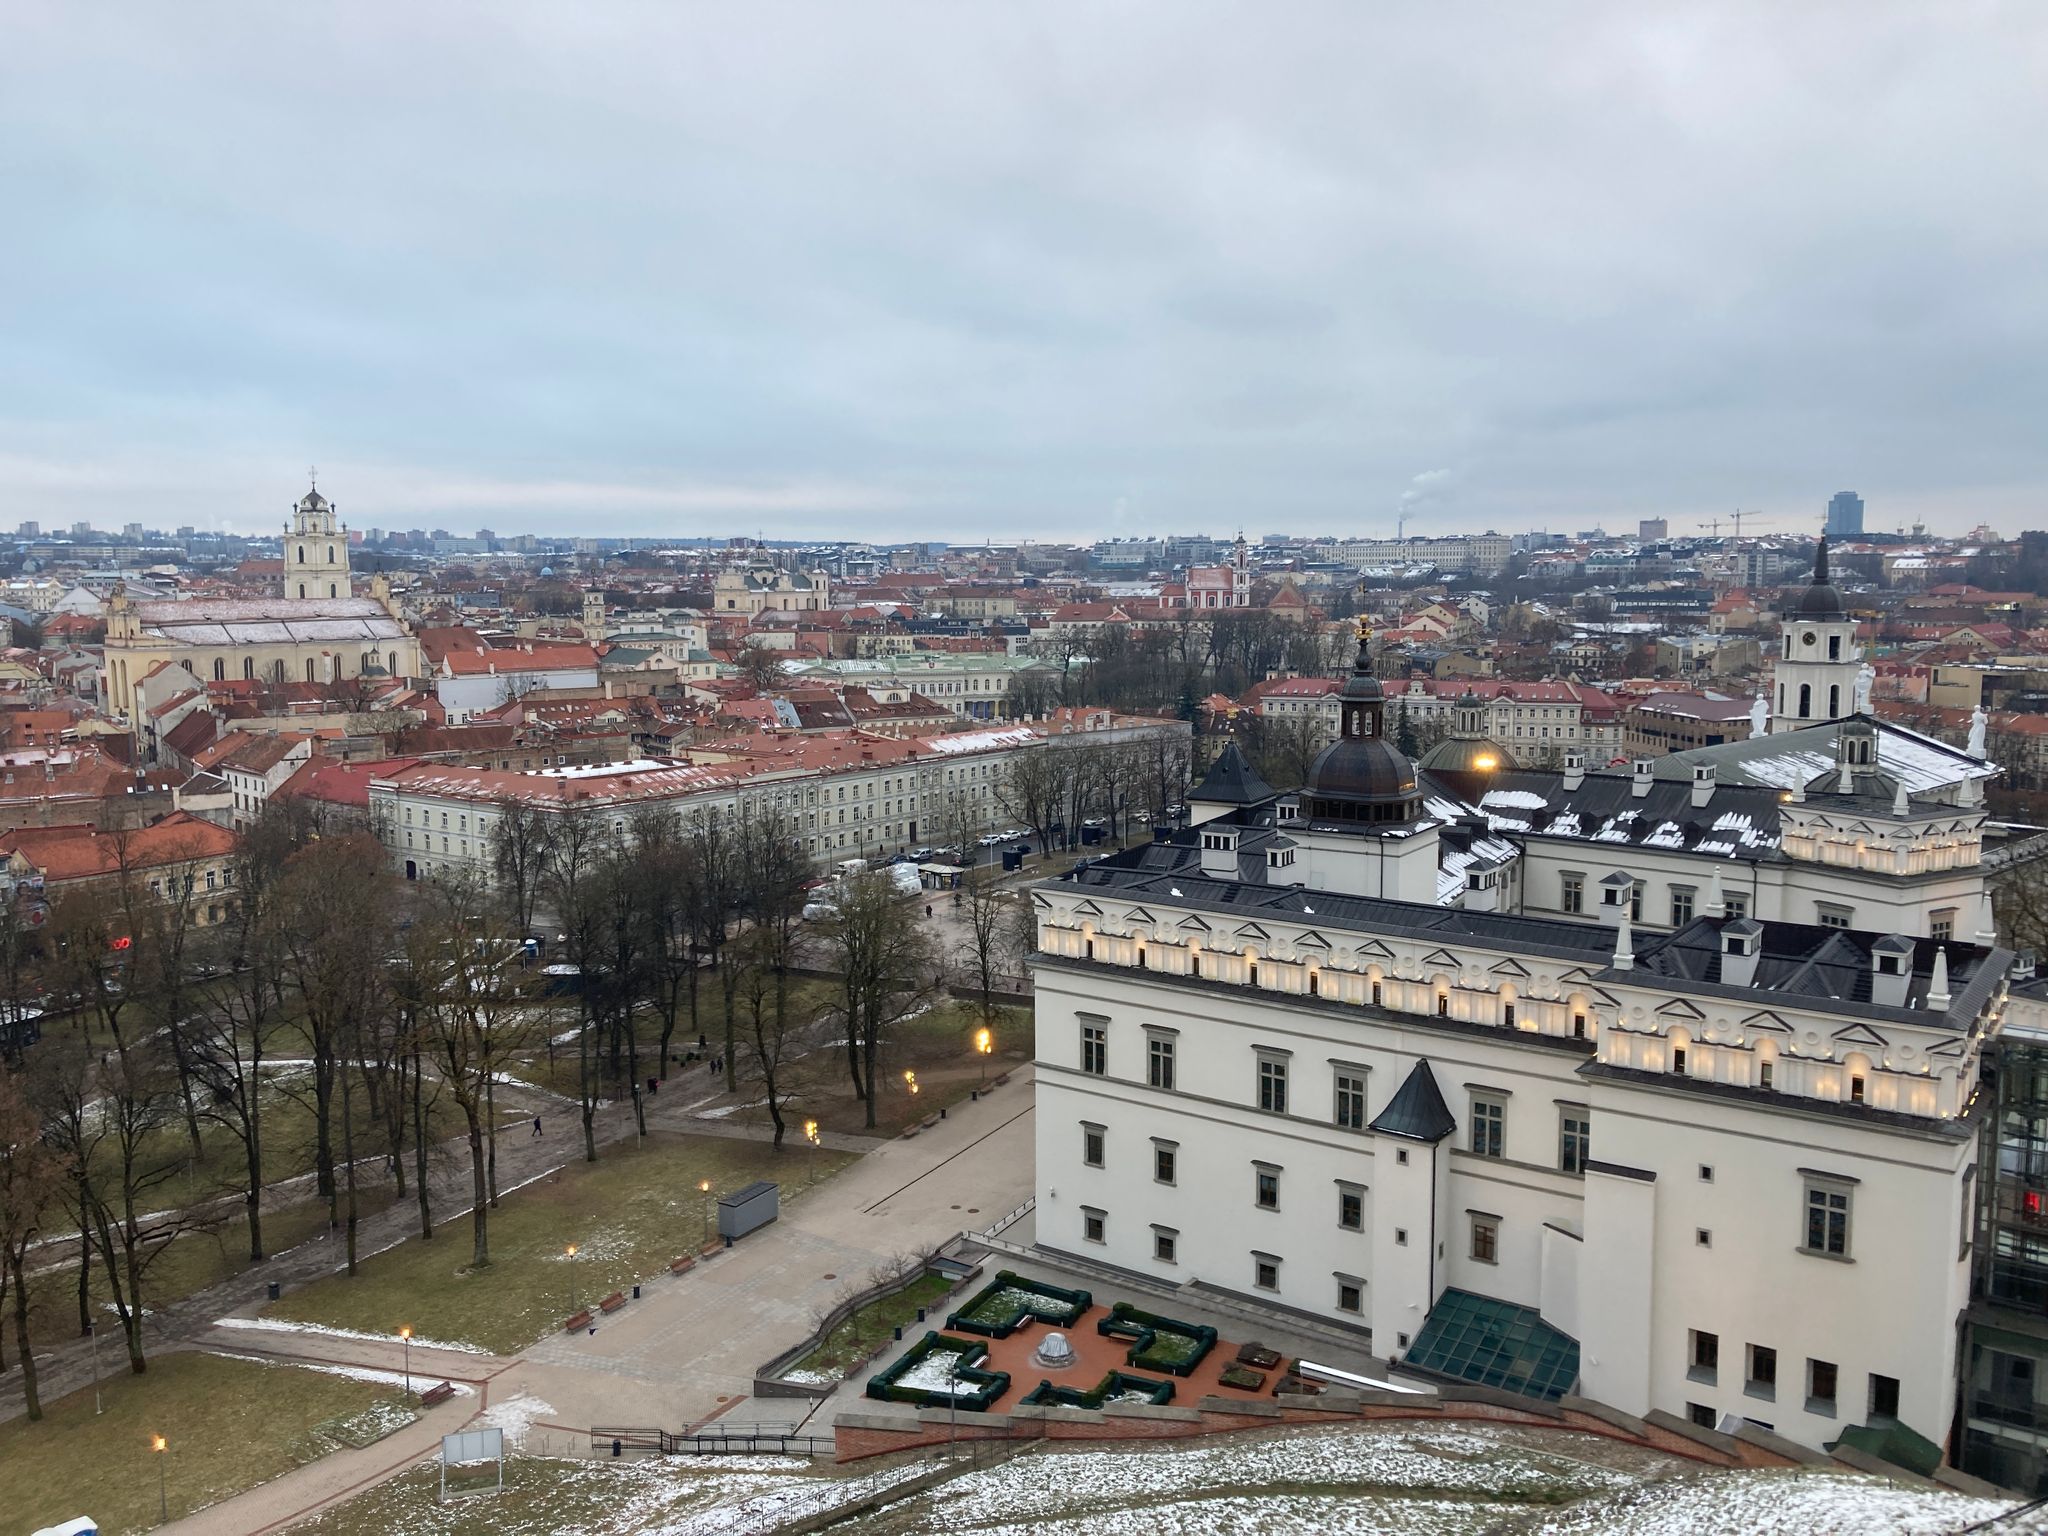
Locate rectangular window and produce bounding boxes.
[1470,1215,1499,1264]
[1724,893,1749,921]
[1470,1098,1505,1159]
[1672,1046,1687,1076]
[1337,1279,1363,1314]
[1253,1256,1279,1291]
[1869,1373,1900,1421]
[1804,1180,1852,1258]
[1081,1021,1107,1076]
[1559,1111,1590,1175]
[1747,1344,1777,1398]
[1629,885,1643,923]
[1561,873,1584,914]
[1147,1034,1176,1090]
[1334,1072,1366,1130]
[1153,1143,1177,1185]
[1082,1208,1105,1244]
[1370,979,1383,1007]
[1255,1169,1280,1210]
[1689,1329,1719,1382]
[1932,909,1956,942]
[1258,1057,1289,1115]
[1760,1062,1775,1091]
[1697,1228,1712,1248]
[1337,1186,1364,1232]
[1153,1227,1177,1264]
[1670,887,1695,926]
[1082,1126,1104,1168]
[1817,904,1853,931]
[1689,1402,1716,1428]
[1572,1012,1588,1040]
[1807,1358,1838,1416]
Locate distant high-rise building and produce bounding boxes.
[16,521,38,538]
[1638,518,1669,542]
[1826,490,1864,538]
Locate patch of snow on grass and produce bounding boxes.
[479,1390,556,1445]
[207,1349,476,1395]
[1517,1468,2019,1536]
[895,1347,977,1394]
[216,1315,491,1355]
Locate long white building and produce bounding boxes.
[1030,570,2018,1463]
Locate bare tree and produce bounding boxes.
[488,797,552,939]
[735,642,787,691]
[993,749,1067,855]
[0,1067,64,1417]
[819,872,938,1129]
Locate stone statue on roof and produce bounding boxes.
[1854,662,1875,714]
[1750,692,1768,740]
[1969,704,1988,760]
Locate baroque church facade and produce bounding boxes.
[1031,557,2021,1464]
[104,485,421,730]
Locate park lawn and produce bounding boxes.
[788,1000,1031,1139]
[1,1350,395,1536]
[788,1270,958,1380]
[12,1186,398,1359]
[262,1131,854,1354]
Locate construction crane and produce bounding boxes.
[1698,510,1785,538]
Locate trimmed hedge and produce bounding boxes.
[864,1331,1012,1412]
[1021,1369,1176,1409]
[1096,1301,1217,1378]
[945,1270,1094,1340]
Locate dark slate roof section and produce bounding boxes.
[1627,918,2009,1027]
[1474,769,1782,860]
[1369,1059,1458,1142]
[1057,852,1619,965]
[1190,742,1278,807]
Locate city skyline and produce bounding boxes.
[4,6,2045,540]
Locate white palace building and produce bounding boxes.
[1030,549,2026,1463]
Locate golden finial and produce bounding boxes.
[1355,613,1372,648]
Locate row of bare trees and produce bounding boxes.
[992,735,1192,854]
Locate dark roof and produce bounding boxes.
[1189,742,1275,807]
[1368,1059,1457,1142]
[1793,535,1849,620]
[1632,917,2001,1020]
[1307,733,1418,806]
[1475,769,1782,859]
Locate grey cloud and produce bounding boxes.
[0,2,2044,539]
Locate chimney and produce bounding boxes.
[2014,951,2039,984]
[1870,934,1914,1008]
[1719,919,1762,988]
[1562,749,1585,791]
[1611,909,1634,971]
[1892,779,1909,818]
[1631,758,1653,798]
[1925,946,1953,1011]
[1690,762,1716,810]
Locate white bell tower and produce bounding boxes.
[286,479,353,601]
[1769,535,1860,734]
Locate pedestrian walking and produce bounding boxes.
[532,1116,543,1139]
[925,904,933,918]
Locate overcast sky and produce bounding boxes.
[3,4,2044,543]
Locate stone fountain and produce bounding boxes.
[1031,1330,1077,1369]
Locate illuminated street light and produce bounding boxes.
[566,1244,579,1315]
[699,1180,713,1247]
[803,1118,821,1186]
[975,1026,994,1089]
[399,1325,413,1399]
[904,1069,919,1096]
[152,1434,168,1521]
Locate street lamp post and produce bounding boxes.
[399,1326,412,1400]
[698,1179,712,1249]
[975,1026,993,1089]
[152,1433,168,1522]
[565,1244,579,1315]
[803,1119,820,1187]
[87,1317,101,1416]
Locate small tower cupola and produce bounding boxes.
[1770,534,1861,735]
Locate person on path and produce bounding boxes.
[532,1116,543,1138]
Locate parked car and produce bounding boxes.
[977,833,1005,847]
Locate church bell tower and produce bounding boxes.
[1769,535,1860,734]
[286,480,353,601]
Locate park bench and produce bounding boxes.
[419,1381,456,1408]
[599,1290,628,1315]
[563,1309,593,1333]
[669,1255,696,1276]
